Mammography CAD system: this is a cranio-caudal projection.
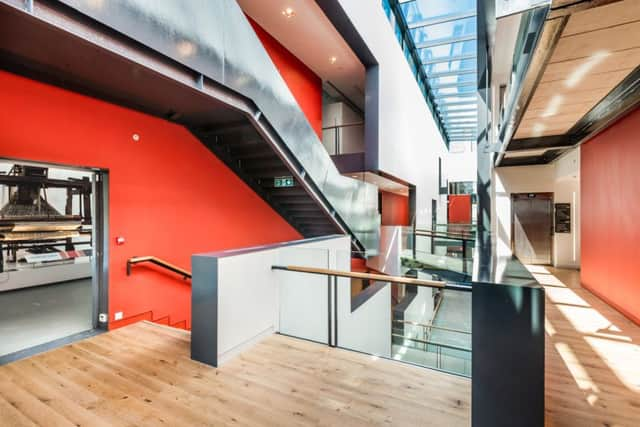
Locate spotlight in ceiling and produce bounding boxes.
[329,56,338,65]
[176,40,196,57]
[282,7,295,19]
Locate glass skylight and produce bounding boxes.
[384,0,479,143]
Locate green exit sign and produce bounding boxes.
[274,176,294,188]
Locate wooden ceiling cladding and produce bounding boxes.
[514,0,640,139]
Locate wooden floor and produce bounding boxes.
[527,266,640,427]
[0,321,471,426]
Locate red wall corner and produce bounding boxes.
[381,191,409,226]
[581,107,640,325]
[448,195,472,224]
[0,70,302,331]
[247,17,323,139]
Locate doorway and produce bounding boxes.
[0,159,108,362]
[511,193,553,265]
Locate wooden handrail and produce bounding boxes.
[272,265,448,289]
[127,256,191,280]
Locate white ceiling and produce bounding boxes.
[237,0,366,109]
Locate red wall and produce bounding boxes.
[381,191,409,226]
[0,70,302,330]
[448,195,472,224]
[248,18,323,138]
[581,107,640,325]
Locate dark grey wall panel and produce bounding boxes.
[191,254,218,367]
[472,281,545,427]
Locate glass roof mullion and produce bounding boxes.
[409,11,477,29]
[435,95,477,102]
[416,34,476,49]
[431,80,477,90]
[427,69,477,79]
[439,109,477,118]
[423,53,477,65]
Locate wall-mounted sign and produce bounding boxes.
[274,176,294,188]
[555,203,571,233]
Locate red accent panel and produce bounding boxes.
[248,17,323,139]
[351,258,367,272]
[0,71,302,330]
[581,107,640,325]
[448,195,472,224]
[381,191,409,226]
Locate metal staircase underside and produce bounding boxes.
[0,0,378,252]
[191,124,340,238]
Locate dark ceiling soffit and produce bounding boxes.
[507,134,570,150]
[315,0,378,67]
[499,149,565,167]
[567,65,640,140]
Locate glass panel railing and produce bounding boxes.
[273,254,472,377]
[401,227,475,278]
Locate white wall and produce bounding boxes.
[446,142,478,184]
[211,234,392,364]
[214,236,350,364]
[338,0,451,228]
[493,147,580,268]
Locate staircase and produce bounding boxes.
[38,0,381,252]
[191,123,340,238]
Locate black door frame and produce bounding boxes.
[0,156,109,331]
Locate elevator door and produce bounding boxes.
[512,194,553,265]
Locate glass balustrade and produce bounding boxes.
[273,246,472,377]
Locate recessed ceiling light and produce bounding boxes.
[176,40,196,57]
[282,7,295,18]
[329,56,338,64]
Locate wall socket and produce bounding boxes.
[114,311,124,321]
[98,313,108,323]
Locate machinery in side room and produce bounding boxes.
[0,164,93,274]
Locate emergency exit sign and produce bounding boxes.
[274,176,294,188]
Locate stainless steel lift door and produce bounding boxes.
[512,194,553,265]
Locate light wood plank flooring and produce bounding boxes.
[0,321,471,426]
[527,266,640,427]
